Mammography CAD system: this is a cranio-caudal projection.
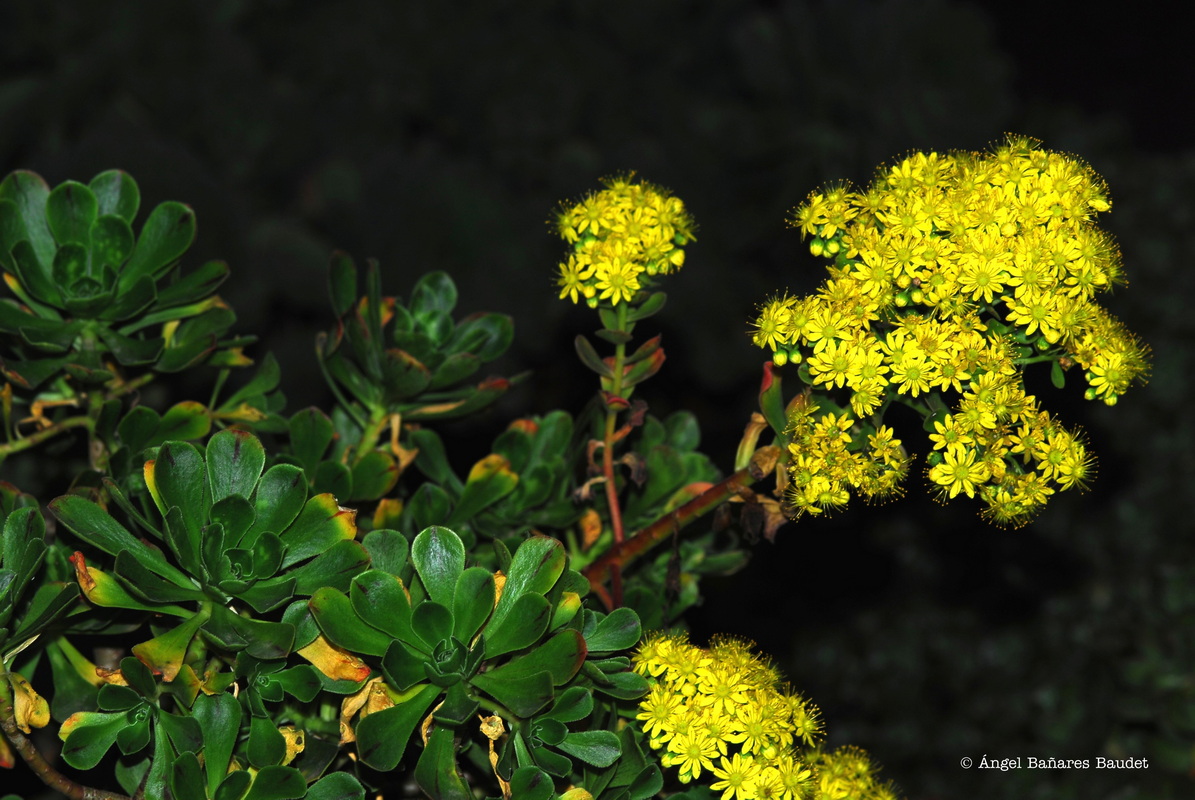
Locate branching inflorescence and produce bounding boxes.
[751,136,1149,526]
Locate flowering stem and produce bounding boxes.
[583,456,769,606]
[601,302,630,607]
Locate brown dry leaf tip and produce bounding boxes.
[339,677,392,745]
[387,412,420,468]
[480,715,512,799]
[580,508,603,550]
[8,672,50,733]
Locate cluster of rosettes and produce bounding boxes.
[752,136,1148,525]
[632,632,899,799]
[555,175,696,307]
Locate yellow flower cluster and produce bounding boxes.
[784,394,909,519]
[752,137,1148,525]
[555,175,696,308]
[806,746,900,800]
[633,632,897,800]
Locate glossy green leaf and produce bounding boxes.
[193,692,242,795]
[559,730,621,767]
[1,506,44,606]
[210,495,256,547]
[411,526,465,607]
[97,326,164,366]
[207,429,266,503]
[90,214,134,267]
[49,495,185,583]
[328,251,358,319]
[98,684,142,712]
[17,574,104,636]
[428,352,479,389]
[350,570,417,645]
[470,667,553,718]
[102,273,157,321]
[170,752,207,800]
[314,460,352,499]
[236,575,297,615]
[483,629,586,687]
[574,334,613,378]
[119,200,197,292]
[305,772,365,800]
[414,725,471,800]
[59,710,127,769]
[507,766,556,800]
[406,483,454,532]
[545,686,593,724]
[309,586,391,657]
[289,540,370,596]
[116,715,152,758]
[288,407,335,475]
[155,259,230,309]
[46,180,97,246]
[354,683,440,770]
[445,312,513,362]
[157,711,203,756]
[433,682,479,726]
[89,169,140,223]
[154,401,212,445]
[487,535,565,639]
[52,242,89,289]
[113,551,205,603]
[279,494,356,569]
[243,766,306,800]
[361,529,408,577]
[204,605,295,660]
[213,770,251,800]
[452,567,494,644]
[584,607,642,654]
[0,171,54,273]
[152,438,207,532]
[483,593,550,660]
[9,238,61,306]
[271,665,321,703]
[244,464,307,548]
[248,715,285,768]
[448,454,518,525]
[382,639,428,690]
[410,603,453,653]
[409,271,457,318]
[348,449,399,502]
[380,348,431,399]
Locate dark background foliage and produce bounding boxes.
[2,1,1192,798]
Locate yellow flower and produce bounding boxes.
[710,752,762,800]
[929,444,990,499]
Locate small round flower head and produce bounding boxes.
[554,175,695,307]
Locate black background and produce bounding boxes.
[2,2,1192,798]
